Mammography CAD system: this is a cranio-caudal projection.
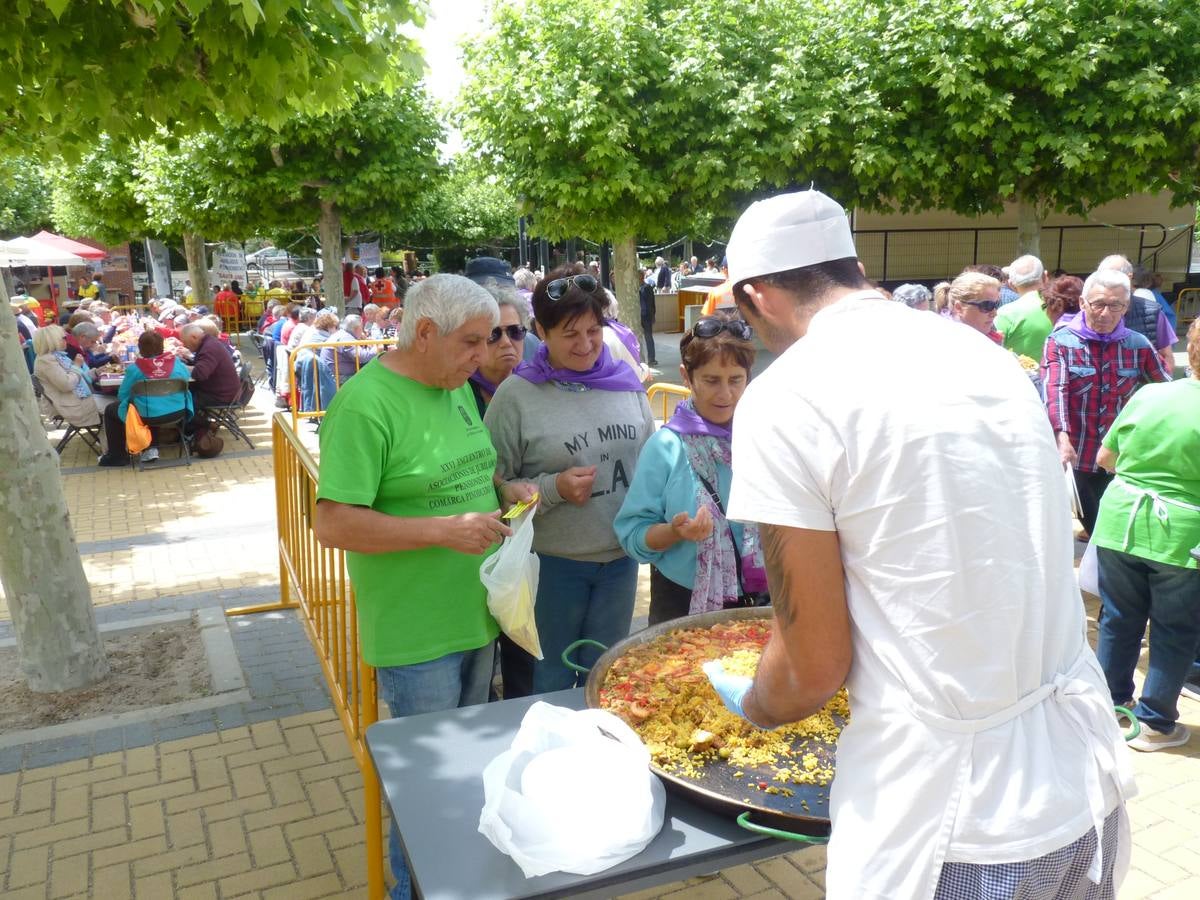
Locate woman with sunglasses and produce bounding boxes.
[615,312,767,625]
[933,272,1003,344]
[468,293,528,417]
[485,264,655,696]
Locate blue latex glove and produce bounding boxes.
[702,660,754,720]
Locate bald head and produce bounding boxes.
[1007,255,1045,291]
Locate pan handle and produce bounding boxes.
[561,639,609,674]
[1114,706,1140,742]
[736,812,830,844]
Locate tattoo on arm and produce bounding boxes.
[761,525,795,629]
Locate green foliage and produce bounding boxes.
[0,157,52,237]
[398,157,518,247]
[46,136,154,243]
[0,1,425,156]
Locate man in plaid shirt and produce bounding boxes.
[1044,269,1169,535]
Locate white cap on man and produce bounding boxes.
[726,188,857,286]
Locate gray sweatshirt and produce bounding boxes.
[484,376,655,562]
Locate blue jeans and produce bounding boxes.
[532,554,638,693]
[376,643,494,900]
[1095,547,1200,734]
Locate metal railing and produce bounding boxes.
[646,382,691,422]
[227,412,384,899]
[284,338,394,430]
[1175,288,1200,330]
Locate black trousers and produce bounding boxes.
[102,402,190,463]
[1074,468,1114,536]
[648,566,692,626]
[640,319,657,365]
[497,632,535,700]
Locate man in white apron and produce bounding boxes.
[707,189,1136,899]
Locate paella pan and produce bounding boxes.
[567,607,848,840]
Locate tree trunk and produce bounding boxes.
[319,200,345,312]
[182,231,210,305]
[611,234,641,329]
[1016,196,1042,258]
[0,280,109,693]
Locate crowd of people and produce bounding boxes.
[304,196,1194,898]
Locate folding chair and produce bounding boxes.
[30,374,65,430]
[130,378,192,469]
[55,422,103,456]
[249,332,270,387]
[204,363,255,449]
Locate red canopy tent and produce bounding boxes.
[29,230,107,259]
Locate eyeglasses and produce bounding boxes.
[545,274,599,300]
[1086,300,1128,313]
[692,317,754,340]
[488,324,528,344]
[963,300,1001,313]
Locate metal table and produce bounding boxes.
[366,689,795,900]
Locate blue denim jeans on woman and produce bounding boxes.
[1095,547,1200,734]
[375,643,494,900]
[531,554,638,694]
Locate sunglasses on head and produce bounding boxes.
[545,274,599,301]
[488,323,528,344]
[964,300,1001,313]
[692,316,754,340]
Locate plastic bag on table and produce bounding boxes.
[479,509,543,659]
[479,701,666,878]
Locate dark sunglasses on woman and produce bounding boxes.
[488,323,528,344]
[963,300,1001,313]
[692,316,754,340]
[545,274,600,300]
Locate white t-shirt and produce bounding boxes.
[729,293,1131,897]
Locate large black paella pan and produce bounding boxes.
[565,607,846,841]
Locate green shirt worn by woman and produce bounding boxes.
[1093,379,1200,569]
[315,362,501,667]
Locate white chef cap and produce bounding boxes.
[726,189,857,288]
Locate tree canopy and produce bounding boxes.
[1,0,424,156]
[0,157,52,237]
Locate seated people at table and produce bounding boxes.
[279,305,301,346]
[1044,269,1170,536]
[322,314,378,386]
[180,322,241,411]
[98,330,194,467]
[286,307,317,353]
[259,303,285,334]
[361,303,385,339]
[1093,318,1200,751]
[294,310,339,413]
[32,325,101,430]
[934,272,1003,344]
[386,305,403,334]
[213,283,240,325]
[616,312,764,625]
[485,264,655,696]
[468,291,526,417]
[14,302,36,373]
[200,315,234,348]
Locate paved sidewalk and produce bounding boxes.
[1,373,1197,899]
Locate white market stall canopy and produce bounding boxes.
[0,236,87,268]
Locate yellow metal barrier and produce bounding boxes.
[228,412,385,899]
[1176,287,1199,330]
[646,381,692,422]
[286,338,395,430]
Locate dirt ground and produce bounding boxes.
[0,617,211,732]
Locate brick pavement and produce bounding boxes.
[1,377,1197,898]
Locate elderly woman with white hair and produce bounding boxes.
[321,313,378,386]
[32,325,102,429]
[312,274,536,900]
[1044,268,1170,535]
[892,283,932,311]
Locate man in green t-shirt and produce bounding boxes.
[995,254,1051,361]
[314,274,535,900]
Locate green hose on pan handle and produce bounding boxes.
[736,812,830,844]
[561,639,609,674]
[1114,706,1140,742]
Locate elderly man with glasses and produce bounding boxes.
[1043,269,1170,536]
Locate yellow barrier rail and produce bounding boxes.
[227,412,385,899]
[1176,287,1199,330]
[646,381,692,421]
[285,338,395,430]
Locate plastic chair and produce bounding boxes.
[204,363,255,449]
[130,378,192,469]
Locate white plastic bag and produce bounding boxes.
[480,510,543,659]
[1078,540,1099,597]
[478,702,666,878]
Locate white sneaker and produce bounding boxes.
[1128,722,1190,752]
[141,447,160,462]
[1181,677,1200,703]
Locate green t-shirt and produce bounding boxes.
[315,362,501,666]
[1093,379,1200,569]
[996,293,1052,362]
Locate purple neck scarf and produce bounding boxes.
[664,399,732,439]
[1065,311,1130,344]
[470,370,500,395]
[606,319,642,364]
[513,342,645,392]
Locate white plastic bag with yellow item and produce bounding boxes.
[480,509,543,659]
